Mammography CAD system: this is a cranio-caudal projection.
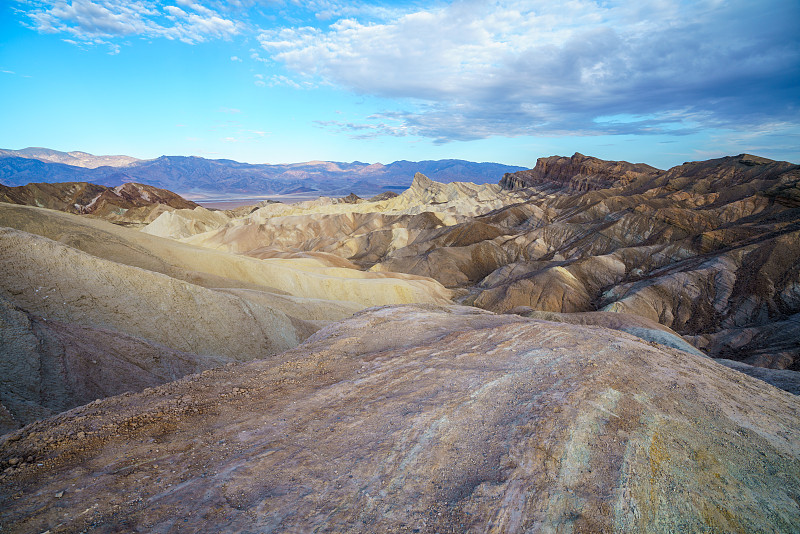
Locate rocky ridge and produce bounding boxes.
[0,181,198,227]
[0,147,140,169]
[0,148,526,196]
[500,152,661,191]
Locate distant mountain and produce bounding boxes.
[0,148,526,197]
[0,147,139,169]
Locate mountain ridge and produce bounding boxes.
[500,151,662,191]
[0,147,140,169]
[0,148,526,197]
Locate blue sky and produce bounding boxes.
[1,0,798,169]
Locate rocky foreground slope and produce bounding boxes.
[155,154,800,371]
[1,306,799,533]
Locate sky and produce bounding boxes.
[1,0,798,169]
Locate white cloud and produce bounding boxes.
[260,0,800,142]
[231,55,242,61]
[249,49,269,63]
[165,6,187,19]
[315,118,409,140]
[25,0,240,47]
[318,0,406,21]
[258,26,320,55]
[266,74,315,89]
[176,0,215,18]
[29,0,153,38]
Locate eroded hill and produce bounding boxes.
[0,203,450,431]
[149,154,799,371]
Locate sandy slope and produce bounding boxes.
[0,203,452,308]
[0,294,229,432]
[0,202,452,430]
[0,226,303,360]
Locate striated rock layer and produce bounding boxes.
[146,155,800,369]
[0,203,451,430]
[1,306,798,533]
[0,294,228,433]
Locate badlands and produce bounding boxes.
[1,153,799,532]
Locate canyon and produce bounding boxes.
[1,151,798,532]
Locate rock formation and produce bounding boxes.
[0,294,228,433]
[500,152,661,191]
[143,156,799,370]
[140,205,231,239]
[1,306,798,532]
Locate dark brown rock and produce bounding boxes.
[500,152,661,192]
[0,181,198,226]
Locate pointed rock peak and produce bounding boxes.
[340,193,361,204]
[412,172,435,188]
[407,172,454,203]
[409,172,447,196]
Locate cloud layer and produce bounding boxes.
[260,0,800,141]
[15,0,800,143]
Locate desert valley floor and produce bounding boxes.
[1,152,799,532]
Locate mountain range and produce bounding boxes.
[0,147,525,198]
